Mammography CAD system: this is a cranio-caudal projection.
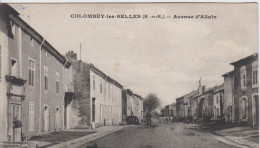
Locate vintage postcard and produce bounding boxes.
[0,2,258,148]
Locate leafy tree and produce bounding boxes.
[143,93,161,112]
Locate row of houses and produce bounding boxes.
[0,4,143,143]
[166,53,258,127]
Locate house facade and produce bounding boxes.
[212,84,224,117]
[222,71,235,123]
[0,4,73,142]
[66,51,123,128]
[122,89,143,121]
[231,53,258,127]
[176,97,184,120]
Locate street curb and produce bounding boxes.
[47,126,126,148]
[211,132,257,148]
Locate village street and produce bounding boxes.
[77,120,239,148]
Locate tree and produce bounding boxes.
[143,93,161,112]
[160,108,166,116]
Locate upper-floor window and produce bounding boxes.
[252,61,258,88]
[28,58,35,86]
[31,37,34,47]
[44,66,48,90]
[104,81,106,96]
[100,79,102,94]
[240,66,246,89]
[108,84,110,98]
[11,22,15,36]
[11,58,18,77]
[56,72,59,94]
[216,96,219,104]
[93,75,95,91]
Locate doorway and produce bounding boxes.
[9,104,21,141]
[92,98,96,122]
[44,106,50,132]
[253,95,259,126]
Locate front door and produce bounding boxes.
[92,98,96,122]
[9,104,21,141]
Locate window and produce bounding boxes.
[240,66,246,89]
[55,108,60,130]
[31,37,34,47]
[28,59,35,86]
[241,98,247,119]
[11,21,15,35]
[93,75,95,91]
[29,102,35,131]
[104,81,107,96]
[108,84,110,97]
[216,96,219,104]
[0,45,1,81]
[56,72,59,94]
[252,61,258,87]
[100,80,102,94]
[44,66,48,90]
[11,58,18,77]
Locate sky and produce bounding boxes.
[10,3,258,106]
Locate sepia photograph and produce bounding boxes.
[0,2,258,148]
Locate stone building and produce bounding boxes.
[176,97,184,120]
[122,89,143,121]
[231,53,258,127]
[132,94,144,120]
[0,4,73,142]
[169,103,176,118]
[212,84,224,117]
[66,51,123,128]
[183,90,199,119]
[222,70,235,123]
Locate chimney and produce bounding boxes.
[66,50,77,60]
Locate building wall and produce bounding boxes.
[213,92,223,117]
[70,61,91,126]
[19,27,41,138]
[0,11,10,143]
[0,11,71,141]
[112,85,122,125]
[122,89,127,121]
[233,57,258,126]
[223,75,234,123]
[89,69,122,126]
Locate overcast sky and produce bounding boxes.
[10,3,258,106]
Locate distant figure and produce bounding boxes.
[145,110,152,127]
[87,143,98,148]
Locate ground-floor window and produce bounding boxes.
[240,97,248,121]
[29,102,35,131]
